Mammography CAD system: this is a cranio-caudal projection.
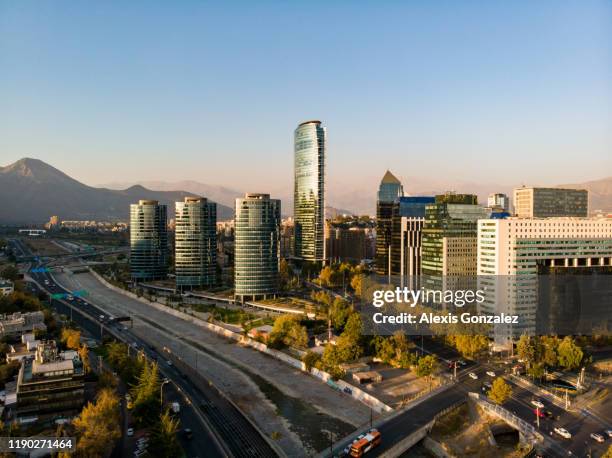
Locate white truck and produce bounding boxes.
[171,402,180,414]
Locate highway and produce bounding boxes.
[11,239,279,458]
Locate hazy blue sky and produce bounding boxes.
[1,0,611,193]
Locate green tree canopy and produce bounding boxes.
[488,377,512,405]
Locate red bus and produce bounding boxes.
[350,429,381,457]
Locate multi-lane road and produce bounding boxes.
[11,239,278,458]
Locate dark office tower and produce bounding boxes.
[294,120,326,262]
[235,194,281,303]
[175,197,217,290]
[513,187,588,217]
[375,170,404,275]
[391,196,436,282]
[130,200,168,281]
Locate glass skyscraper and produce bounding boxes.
[130,200,168,281]
[375,170,404,275]
[234,194,281,302]
[294,120,326,262]
[175,197,217,290]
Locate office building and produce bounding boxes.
[391,196,435,281]
[130,200,168,281]
[234,193,281,302]
[16,341,85,422]
[478,217,612,339]
[326,225,367,263]
[175,197,217,289]
[421,193,487,277]
[375,170,404,275]
[487,193,510,212]
[513,187,588,218]
[294,120,326,262]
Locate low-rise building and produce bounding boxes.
[6,333,40,363]
[247,325,274,342]
[0,312,46,339]
[15,341,85,423]
[0,279,14,296]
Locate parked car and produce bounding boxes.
[554,427,571,439]
[590,432,605,443]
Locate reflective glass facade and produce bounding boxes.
[375,171,404,275]
[130,200,168,281]
[235,194,281,301]
[294,120,326,262]
[175,197,217,289]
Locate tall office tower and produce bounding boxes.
[130,200,168,281]
[174,197,217,290]
[478,217,612,340]
[235,193,281,303]
[294,120,326,262]
[375,170,404,275]
[513,187,588,218]
[421,193,488,302]
[487,193,510,212]
[390,196,435,286]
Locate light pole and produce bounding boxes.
[160,379,170,411]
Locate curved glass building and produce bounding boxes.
[175,197,217,289]
[130,200,168,281]
[234,193,281,302]
[294,120,326,262]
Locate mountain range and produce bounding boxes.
[0,158,234,224]
[1,158,611,224]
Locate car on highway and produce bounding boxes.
[590,432,605,443]
[554,427,571,439]
[469,372,478,380]
[458,360,467,366]
[533,408,545,418]
[166,360,173,366]
[606,429,612,438]
[486,371,496,377]
[126,428,134,437]
[183,428,193,440]
[530,400,545,409]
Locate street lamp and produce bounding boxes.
[160,379,170,411]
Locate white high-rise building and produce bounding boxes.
[478,217,612,341]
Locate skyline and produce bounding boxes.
[1,1,611,195]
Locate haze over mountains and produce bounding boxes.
[0,158,234,224]
[1,158,611,225]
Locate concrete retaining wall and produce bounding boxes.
[89,270,393,413]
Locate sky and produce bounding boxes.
[1,0,611,196]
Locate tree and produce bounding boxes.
[269,315,309,349]
[516,334,536,366]
[329,298,351,330]
[602,444,612,458]
[150,410,181,458]
[302,351,321,371]
[78,344,91,374]
[416,355,438,379]
[0,265,19,281]
[527,362,545,382]
[350,274,364,296]
[335,313,363,362]
[131,360,161,426]
[320,345,345,379]
[279,258,291,289]
[447,335,489,359]
[488,377,512,404]
[73,388,121,456]
[540,336,559,368]
[61,328,81,350]
[557,336,583,371]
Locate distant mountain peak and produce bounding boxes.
[1,157,79,185]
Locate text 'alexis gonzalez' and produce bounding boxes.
[372,287,486,308]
